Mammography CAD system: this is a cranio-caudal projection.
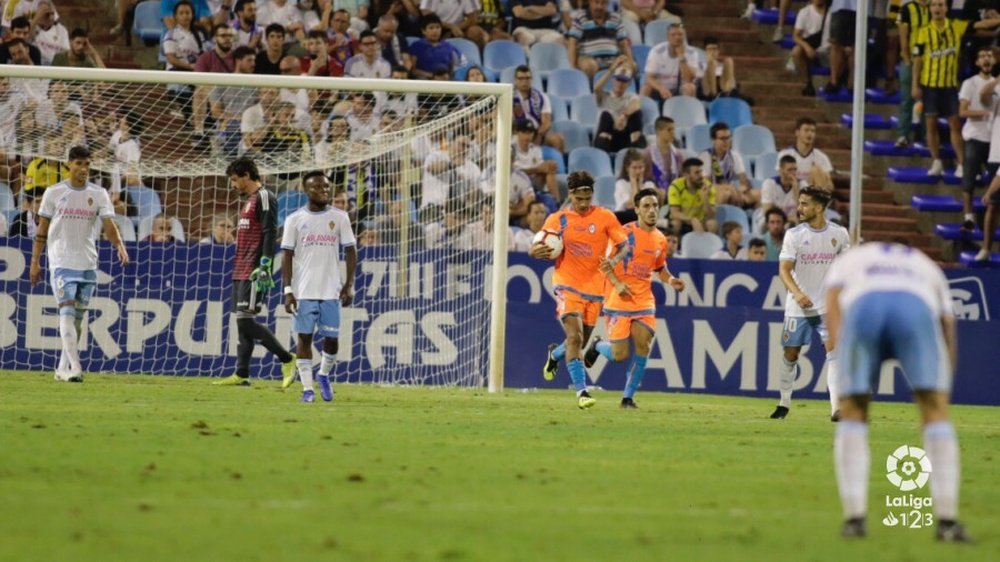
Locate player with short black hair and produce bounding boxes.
[584,188,685,408]
[29,145,130,382]
[214,156,296,386]
[280,171,357,403]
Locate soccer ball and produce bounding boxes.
[532,229,563,259]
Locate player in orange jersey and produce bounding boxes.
[584,187,685,408]
[531,171,628,409]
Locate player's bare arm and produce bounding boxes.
[29,216,50,286]
[779,259,812,308]
[599,258,630,297]
[657,268,685,292]
[102,217,130,266]
[341,245,358,306]
[282,248,298,313]
[825,286,842,349]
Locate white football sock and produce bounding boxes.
[779,357,796,407]
[57,350,68,374]
[318,352,336,376]
[59,314,82,374]
[924,421,960,520]
[297,359,314,391]
[834,421,869,519]
[826,352,840,415]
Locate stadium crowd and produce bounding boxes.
[6,0,997,260]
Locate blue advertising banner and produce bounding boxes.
[1,240,998,405]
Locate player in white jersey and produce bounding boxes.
[825,243,969,542]
[771,186,849,420]
[29,146,130,382]
[280,171,357,403]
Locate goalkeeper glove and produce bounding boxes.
[250,256,275,293]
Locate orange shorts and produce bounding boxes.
[606,313,656,342]
[555,289,602,327]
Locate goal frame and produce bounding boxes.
[0,65,513,393]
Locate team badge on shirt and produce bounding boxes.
[329,221,336,231]
[588,224,596,234]
[832,239,838,247]
[87,197,93,206]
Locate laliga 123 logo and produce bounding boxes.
[886,445,932,491]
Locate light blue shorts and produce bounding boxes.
[838,291,950,396]
[51,268,97,308]
[781,314,828,348]
[293,299,341,338]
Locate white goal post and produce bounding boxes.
[0,65,513,392]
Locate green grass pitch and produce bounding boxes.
[1,371,997,562]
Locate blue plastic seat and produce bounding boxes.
[568,147,613,178]
[0,182,14,212]
[865,87,901,105]
[541,145,567,174]
[680,231,723,259]
[714,204,750,235]
[752,151,779,181]
[750,8,795,25]
[911,194,985,212]
[446,38,482,67]
[640,95,658,134]
[551,120,591,152]
[959,250,1000,266]
[549,96,569,122]
[864,139,918,157]
[529,42,570,80]
[840,113,893,130]
[631,44,651,75]
[483,40,526,74]
[644,19,674,46]
[912,142,957,160]
[934,223,999,241]
[499,65,543,90]
[546,68,591,100]
[662,95,707,128]
[133,0,164,45]
[570,94,599,131]
[732,124,775,158]
[278,190,309,226]
[708,97,753,129]
[685,123,712,153]
[622,19,642,47]
[890,167,960,186]
[594,175,616,208]
[124,185,162,218]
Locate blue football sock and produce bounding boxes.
[552,342,566,362]
[596,340,614,361]
[567,358,587,392]
[623,354,649,399]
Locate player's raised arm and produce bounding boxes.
[101,216,130,266]
[29,216,50,286]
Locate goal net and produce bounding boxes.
[0,66,512,390]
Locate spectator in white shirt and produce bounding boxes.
[258,0,306,41]
[511,120,559,204]
[761,154,803,226]
[699,122,757,208]
[958,46,995,227]
[640,23,697,101]
[710,220,746,260]
[344,29,392,78]
[615,147,656,211]
[29,0,67,65]
[790,0,830,97]
[512,200,549,251]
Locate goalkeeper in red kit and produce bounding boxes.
[213,157,297,387]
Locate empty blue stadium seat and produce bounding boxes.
[864,139,918,157]
[958,250,1000,266]
[133,0,164,45]
[680,231,723,259]
[541,145,566,174]
[912,194,985,212]
[547,68,591,100]
[890,167,961,185]
[840,113,893,130]
[483,40,526,74]
[715,204,750,235]
[631,44,651,75]
[640,95,658,134]
[570,94,599,131]
[529,42,570,80]
[934,223,1000,241]
[622,19,642,47]
[751,8,796,25]
[685,123,712,153]
[912,142,956,160]
[732,124,775,158]
[551,120,591,152]
[752,151,779,181]
[446,38,482,67]
[549,97,569,122]
[865,87,901,105]
[568,147,613,178]
[708,97,752,129]
[594,175,616,208]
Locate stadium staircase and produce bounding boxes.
[674,0,946,261]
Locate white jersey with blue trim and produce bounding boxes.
[38,180,115,271]
[779,221,850,317]
[824,243,953,318]
[280,205,356,300]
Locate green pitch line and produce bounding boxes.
[0,372,996,562]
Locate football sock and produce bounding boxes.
[924,421,960,520]
[834,421,869,519]
[74,309,85,342]
[596,340,614,361]
[318,352,336,376]
[623,354,648,399]
[778,357,796,407]
[551,342,566,362]
[235,317,256,378]
[567,358,587,393]
[297,359,314,391]
[58,308,82,374]
[826,352,840,415]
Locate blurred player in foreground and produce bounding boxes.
[826,242,969,542]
